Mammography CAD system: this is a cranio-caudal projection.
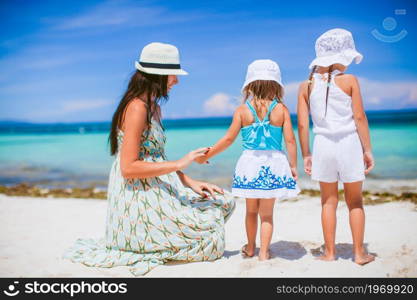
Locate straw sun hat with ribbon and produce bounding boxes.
[135,42,188,75]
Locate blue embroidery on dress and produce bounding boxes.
[232,166,296,190]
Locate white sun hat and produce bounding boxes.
[242,59,284,92]
[135,42,188,75]
[309,28,363,69]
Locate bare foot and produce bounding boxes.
[258,249,270,261]
[241,244,255,258]
[315,252,336,261]
[354,253,375,265]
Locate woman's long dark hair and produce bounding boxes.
[108,70,168,155]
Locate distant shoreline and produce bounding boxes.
[1,108,416,132]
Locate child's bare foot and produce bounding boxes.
[315,252,336,261]
[241,244,255,258]
[354,253,375,265]
[258,249,270,261]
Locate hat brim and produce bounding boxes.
[308,49,363,69]
[135,61,188,75]
[241,76,284,92]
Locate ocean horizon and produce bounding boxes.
[1,109,417,134]
[1,109,416,189]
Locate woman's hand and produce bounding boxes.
[303,156,312,175]
[176,147,210,170]
[363,151,375,175]
[187,179,224,199]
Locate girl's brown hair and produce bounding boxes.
[243,80,284,116]
[108,70,169,156]
[306,64,334,117]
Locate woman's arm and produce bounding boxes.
[120,99,208,179]
[282,105,298,179]
[349,75,374,174]
[297,81,312,175]
[195,106,243,163]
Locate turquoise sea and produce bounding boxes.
[0,110,416,188]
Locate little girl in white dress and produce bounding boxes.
[196,59,300,260]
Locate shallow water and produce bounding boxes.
[0,111,416,188]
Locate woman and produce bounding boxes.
[63,42,235,276]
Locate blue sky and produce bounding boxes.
[0,0,416,123]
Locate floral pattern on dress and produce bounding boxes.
[63,118,235,276]
[232,165,297,190]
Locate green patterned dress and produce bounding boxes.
[63,118,236,276]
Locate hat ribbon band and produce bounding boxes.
[139,61,181,69]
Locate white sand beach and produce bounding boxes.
[1,193,416,278]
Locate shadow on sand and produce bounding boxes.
[269,240,308,260]
[310,242,378,260]
[227,240,308,260]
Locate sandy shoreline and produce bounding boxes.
[1,193,416,277]
[2,178,417,204]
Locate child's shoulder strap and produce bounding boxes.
[245,100,260,122]
[264,99,279,121]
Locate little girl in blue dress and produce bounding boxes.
[196,59,300,260]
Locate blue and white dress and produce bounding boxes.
[232,99,300,199]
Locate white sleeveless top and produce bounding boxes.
[309,70,357,137]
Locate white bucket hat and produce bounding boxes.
[242,59,284,92]
[135,42,188,75]
[309,28,363,69]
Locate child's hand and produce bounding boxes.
[290,167,298,180]
[194,155,209,164]
[303,156,312,175]
[363,151,375,175]
[194,147,211,164]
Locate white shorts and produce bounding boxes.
[312,132,365,183]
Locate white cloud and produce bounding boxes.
[358,77,417,107]
[21,57,78,70]
[23,99,113,122]
[280,81,299,111]
[0,45,101,72]
[48,0,207,30]
[54,4,161,30]
[203,93,239,116]
[61,100,112,113]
